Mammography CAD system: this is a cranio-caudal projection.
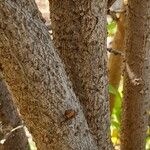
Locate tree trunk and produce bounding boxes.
[108,10,126,112]
[0,0,99,149]
[0,72,30,150]
[121,0,150,149]
[49,1,112,149]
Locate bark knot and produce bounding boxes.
[64,109,77,120]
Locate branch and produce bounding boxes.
[107,48,125,56]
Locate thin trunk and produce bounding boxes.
[49,0,112,149]
[0,0,98,149]
[108,10,125,112]
[0,73,30,150]
[121,0,150,149]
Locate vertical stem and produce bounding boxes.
[121,1,150,149]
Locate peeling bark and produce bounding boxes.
[0,0,99,149]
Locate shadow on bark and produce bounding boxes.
[0,72,30,150]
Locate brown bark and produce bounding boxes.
[121,0,150,149]
[0,73,30,150]
[0,0,99,149]
[49,0,112,149]
[108,10,126,112]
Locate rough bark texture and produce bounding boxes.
[121,0,150,149]
[0,72,30,150]
[49,0,112,149]
[0,0,98,149]
[108,10,125,112]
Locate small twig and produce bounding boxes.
[107,48,125,56]
[0,125,24,144]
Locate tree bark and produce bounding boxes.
[108,10,125,112]
[0,72,30,150]
[121,0,150,149]
[0,0,99,149]
[49,0,112,149]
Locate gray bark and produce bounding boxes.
[121,0,150,149]
[0,72,30,150]
[49,0,112,149]
[0,0,99,149]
